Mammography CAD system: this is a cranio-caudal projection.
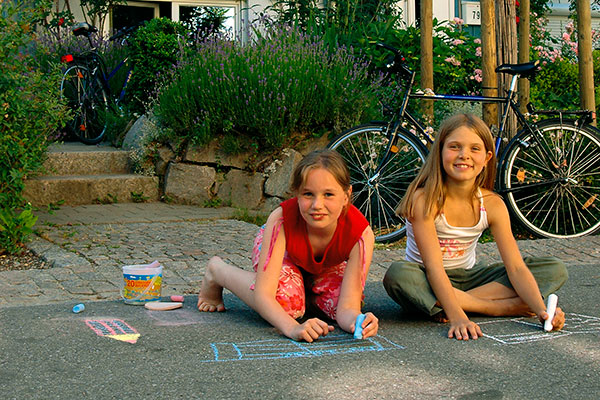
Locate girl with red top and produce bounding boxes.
[197,149,378,342]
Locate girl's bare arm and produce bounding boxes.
[485,193,550,317]
[253,209,333,341]
[336,226,378,338]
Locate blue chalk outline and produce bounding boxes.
[203,334,404,362]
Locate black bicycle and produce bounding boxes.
[328,43,600,241]
[59,22,140,144]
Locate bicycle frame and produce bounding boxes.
[383,60,595,189]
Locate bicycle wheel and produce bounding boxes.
[328,123,428,243]
[499,119,600,238]
[60,64,108,144]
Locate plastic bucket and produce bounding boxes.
[121,262,163,305]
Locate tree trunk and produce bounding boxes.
[481,0,498,128]
[577,0,596,126]
[496,0,518,138]
[518,0,530,116]
[420,0,434,123]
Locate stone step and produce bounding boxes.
[23,174,159,206]
[43,142,130,176]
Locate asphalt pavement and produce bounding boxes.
[0,203,599,399]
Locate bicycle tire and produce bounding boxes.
[60,64,108,145]
[328,123,428,243]
[499,118,600,238]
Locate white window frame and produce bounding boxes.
[171,1,241,37]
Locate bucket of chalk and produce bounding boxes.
[120,261,163,305]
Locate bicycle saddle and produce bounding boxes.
[495,60,540,77]
[72,22,98,37]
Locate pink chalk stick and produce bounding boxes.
[170,295,184,302]
[148,260,161,268]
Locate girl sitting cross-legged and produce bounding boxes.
[383,113,568,340]
[198,149,378,342]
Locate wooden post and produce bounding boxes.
[480,0,498,127]
[496,0,518,137]
[420,0,434,123]
[518,0,530,116]
[577,0,596,125]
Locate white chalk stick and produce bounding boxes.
[144,301,183,311]
[544,294,558,332]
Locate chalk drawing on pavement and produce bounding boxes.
[480,313,600,345]
[85,319,140,344]
[202,334,404,362]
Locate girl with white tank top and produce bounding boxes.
[383,114,568,341]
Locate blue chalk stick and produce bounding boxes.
[354,313,366,339]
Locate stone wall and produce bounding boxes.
[154,136,330,213]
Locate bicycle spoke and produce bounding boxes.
[501,120,600,238]
[329,125,426,242]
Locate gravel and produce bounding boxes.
[0,249,50,272]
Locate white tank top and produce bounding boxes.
[405,189,488,270]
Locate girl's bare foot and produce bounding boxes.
[197,256,226,312]
[432,311,449,323]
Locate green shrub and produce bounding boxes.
[0,0,69,254]
[154,23,382,154]
[126,18,188,114]
[530,50,600,116]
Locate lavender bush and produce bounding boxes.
[154,24,382,153]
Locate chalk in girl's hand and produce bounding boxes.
[544,294,558,332]
[170,295,184,302]
[354,313,366,339]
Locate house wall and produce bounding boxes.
[547,0,600,39]
[59,0,600,44]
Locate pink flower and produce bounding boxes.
[451,39,464,46]
[453,17,464,25]
[474,38,481,44]
[562,32,571,42]
[475,47,482,57]
[445,56,461,66]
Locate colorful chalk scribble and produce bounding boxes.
[480,313,600,345]
[203,334,404,362]
[85,319,140,344]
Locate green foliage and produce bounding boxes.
[154,23,382,154]
[127,18,188,114]
[530,50,600,114]
[80,0,127,31]
[0,208,38,255]
[130,191,149,203]
[0,0,70,254]
[232,209,268,226]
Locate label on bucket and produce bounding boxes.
[123,272,162,304]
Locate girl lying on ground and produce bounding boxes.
[198,149,378,342]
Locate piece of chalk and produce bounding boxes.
[170,295,184,302]
[144,301,183,311]
[544,293,558,332]
[72,303,85,314]
[354,313,366,339]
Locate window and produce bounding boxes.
[172,2,239,38]
[112,2,159,33]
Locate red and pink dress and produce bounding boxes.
[251,197,369,319]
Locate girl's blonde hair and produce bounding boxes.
[290,149,351,196]
[397,113,497,218]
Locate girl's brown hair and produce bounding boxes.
[397,113,497,218]
[289,149,351,196]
